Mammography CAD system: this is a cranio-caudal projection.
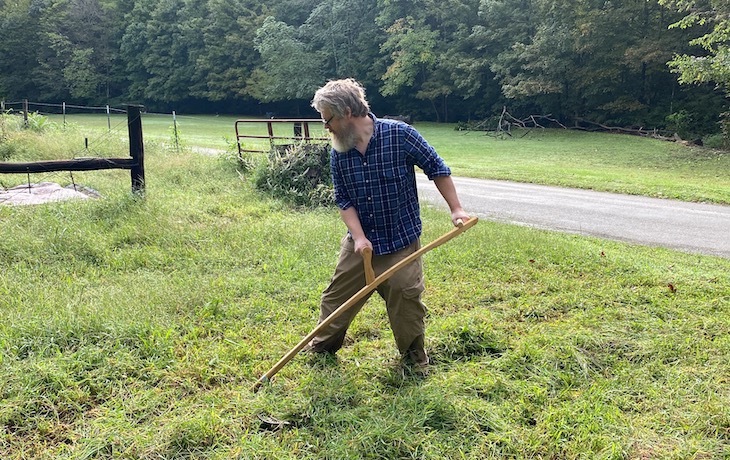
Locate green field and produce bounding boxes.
[44,113,323,153]
[1,115,728,459]
[43,113,730,204]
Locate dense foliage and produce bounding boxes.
[1,0,728,136]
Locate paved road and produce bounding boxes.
[417,175,730,259]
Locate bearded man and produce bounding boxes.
[306,78,469,375]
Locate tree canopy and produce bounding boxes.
[0,0,727,136]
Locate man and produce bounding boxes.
[307,78,469,374]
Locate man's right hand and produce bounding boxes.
[353,237,373,256]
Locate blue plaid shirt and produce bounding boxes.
[331,114,451,255]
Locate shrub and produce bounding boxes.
[25,112,52,133]
[666,110,695,139]
[253,142,334,208]
[702,133,727,150]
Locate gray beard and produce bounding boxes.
[331,129,357,153]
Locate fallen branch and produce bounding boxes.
[462,109,700,145]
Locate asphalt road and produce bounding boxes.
[416,175,730,259]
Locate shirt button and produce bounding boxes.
[368,197,372,201]
[363,162,367,166]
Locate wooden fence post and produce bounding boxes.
[23,99,28,127]
[172,110,179,151]
[126,105,145,194]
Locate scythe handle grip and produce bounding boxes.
[362,247,375,285]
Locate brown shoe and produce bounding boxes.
[399,357,430,378]
[301,342,334,355]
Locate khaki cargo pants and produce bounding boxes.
[307,235,428,366]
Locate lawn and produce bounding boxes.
[0,115,728,459]
[42,113,730,204]
[420,123,730,204]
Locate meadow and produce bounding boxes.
[38,113,730,204]
[0,113,728,459]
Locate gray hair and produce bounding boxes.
[311,78,370,118]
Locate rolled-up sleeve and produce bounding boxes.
[403,126,451,180]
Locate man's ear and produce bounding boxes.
[345,107,352,118]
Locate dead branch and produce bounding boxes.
[468,108,695,145]
[573,118,686,142]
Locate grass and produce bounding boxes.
[422,123,730,204]
[39,113,730,204]
[42,113,329,155]
[0,115,728,458]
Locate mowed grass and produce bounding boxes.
[44,113,329,154]
[421,123,730,204]
[42,113,730,204]
[0,116,728,458]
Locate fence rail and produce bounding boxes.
[2,98,127,130]
[0,158,137,173]
[0,105,146,194]
[235,118,329,158]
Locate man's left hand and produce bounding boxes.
[451,209,470,226]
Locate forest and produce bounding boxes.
[1,0,729,138]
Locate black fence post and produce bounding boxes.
[126,105,145,194]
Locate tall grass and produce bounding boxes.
[0,118,728,459]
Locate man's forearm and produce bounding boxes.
[339,207,367,241]
[433,176,464,212]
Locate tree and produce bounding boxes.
[32,0,126,102]
[247,16,323,102]
[119,0,208,103]
[659,0,730,89]
[301,0,380,82]
[477,0,578,118]
[0,0,724,134]
[191,0,267,101]
[0,0,41,99]
[471,0,718,130]
[63,48,101,98]
[377,0,484,121]
[380,16,438,97]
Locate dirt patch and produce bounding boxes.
[0,182,100,206]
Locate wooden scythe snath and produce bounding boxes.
[252,217,479,392]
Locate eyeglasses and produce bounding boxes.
[322,114,335,127]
